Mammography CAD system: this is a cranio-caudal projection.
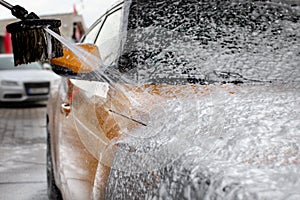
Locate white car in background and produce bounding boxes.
[0,54,60,102]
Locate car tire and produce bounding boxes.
[47,121,63,200]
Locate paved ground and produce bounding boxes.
[0,102,48,200]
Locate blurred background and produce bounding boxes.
[0,0,116,199]
[0,0,119,51]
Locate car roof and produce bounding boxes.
[0,54,13,58]
[86,1,124,32]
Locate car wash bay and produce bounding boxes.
[0,102,47,200]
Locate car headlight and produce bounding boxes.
[1,80,19,86]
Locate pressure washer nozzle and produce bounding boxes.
[6,19,63,66]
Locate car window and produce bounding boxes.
[82,20,103,44]
[0,56,43,70]
[95,8,123,66]
[118,0,300,84]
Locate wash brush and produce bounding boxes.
[0,0,63,65]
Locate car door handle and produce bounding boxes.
[61,103,71,117]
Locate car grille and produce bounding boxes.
[4,94,22,99]
[24,82,50,96]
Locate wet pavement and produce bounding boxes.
[0,102,48,200]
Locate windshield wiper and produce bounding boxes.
[211,70,267,84]
[146,77,214,85]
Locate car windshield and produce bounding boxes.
[0,56,43,70]
[117,0,300,84]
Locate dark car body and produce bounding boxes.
[47,0,300,199]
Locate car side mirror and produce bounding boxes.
[42,63,52,70]
[50,43,101,79]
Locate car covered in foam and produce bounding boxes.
[46,0,300,199]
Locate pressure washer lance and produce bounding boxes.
[0,0,63,65]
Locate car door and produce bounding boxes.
[58,4,126,198]
[47,3,126,199]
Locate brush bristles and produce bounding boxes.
[10,27,63,66]
[49,27,63,59]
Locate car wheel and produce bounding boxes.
[47,119,63,200]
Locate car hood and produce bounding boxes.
[0,70,60,82]
[105,82,300,199]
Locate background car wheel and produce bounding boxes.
[47,123,63,200]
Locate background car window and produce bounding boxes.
[0,56,42,70]
[82,20,103,43]
[95,9,122,66]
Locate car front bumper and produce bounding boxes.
[0,82,50,102]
